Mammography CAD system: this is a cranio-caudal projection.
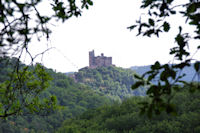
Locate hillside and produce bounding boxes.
[73,66,146,102]
[0,57,111,133]
[57,85,200,133]
[1,57,199,133]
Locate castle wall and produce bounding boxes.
[89,50,112,68]
[89,50,95,68]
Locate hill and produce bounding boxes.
[0,57,111,133]
[73,66,146,102]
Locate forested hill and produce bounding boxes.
[73,66,146,102]
[0,57,111,133]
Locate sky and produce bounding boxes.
[27,0,199,73]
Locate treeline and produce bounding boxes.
[2,57,199,133]
[74,66,146,102]
[0,57,111,133]
[57,85,200,133]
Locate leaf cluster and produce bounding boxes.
[130,0,200,116]
[0,0,93,58]
[0,57,56,118]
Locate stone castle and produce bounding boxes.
[89,50,113,68]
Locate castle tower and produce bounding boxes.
[89,50,113,68]
[89,50,95,68]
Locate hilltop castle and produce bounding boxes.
[89,50,113,68]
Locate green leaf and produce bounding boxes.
[167,0,173,4]
[131,81,144,90]
[146,85,157,95]
[187,3,196,14]
[160,71,167,81]
[143,29,154,37]
[134,74,143,80]
[87,0,93,6]
[171,70,176,79]
[148,73,157,81]
[175,34,184,46]
[128,25,137,30]
[151,61,160,70]
[17,3,25,11]
[148,18,154,26]
[194,36,200,39]
[141,0,154,8]
[179,26,182,33]
[194,62,200,72]
[163,21,170,32]
[85,4,89,9]
[170,10,176,14]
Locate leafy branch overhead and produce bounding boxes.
[130,0,200,117]
[0,0,93,58]
[0,58,57,118]
[0,0,93,118]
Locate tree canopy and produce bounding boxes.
[129,0,200,116]
[74,66,146,102]
[0,0,93,58]
[0,0,93,118]
[0,57,111,132]
[1,0,200,119]
[57,84,200,133]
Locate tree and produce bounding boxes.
[0,0,93,57]
[0,0,93,118]
[0,59,57,118]
[130,0,200,117]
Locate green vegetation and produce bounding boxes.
[129,0,200,115]
[0,57,111,132]
[74,66,146,102]
[57,85,200,133]
[1,0,200,132]
[0,0,94,118]
[0,57,57,118]
[1,58,199,133]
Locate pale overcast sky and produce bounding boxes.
[26,0,199,72]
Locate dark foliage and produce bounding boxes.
[57,85,200,133]
[129,0,200,116]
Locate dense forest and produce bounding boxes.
[0,57,199,133]
[1,0,200,132]
[74,66,146,102]
[57,85,200,133]
[0,57,112,133]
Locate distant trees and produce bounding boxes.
[57,84,200,133]
[130,0,200,116]
[74,66,146,101]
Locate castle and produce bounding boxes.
[89,50,113,68]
